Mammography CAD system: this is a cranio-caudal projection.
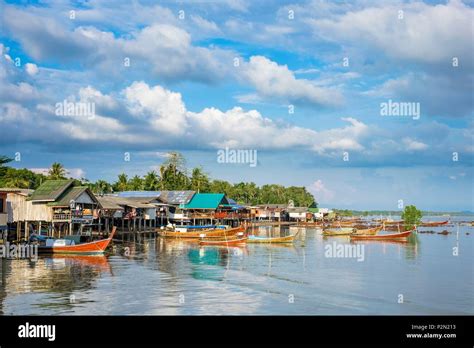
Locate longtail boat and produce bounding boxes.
[199,234,248,246]
[158,225,244,238]
[350,229,414,241]
[322,227,355,236]
[296,222,322,227]
[329,221,355,227]
[37,227,116,255]
[382,220,404,225]
[353,225,383,236]
[247,233,297,244]
[420,220,449,227]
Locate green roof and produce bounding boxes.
[28,180,74,202]
[183,193,225,210]
[47,186,96,207]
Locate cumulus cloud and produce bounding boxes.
[242,56,343,107]
[1,7,232,83]
[123,81,188,136]
[310,0,473,65]
[402,137,429,151]
[25,63,39,76]
[309,179,335,201]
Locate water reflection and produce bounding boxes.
[0,255,110,314]
[0,219,472,315]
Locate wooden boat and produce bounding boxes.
[199,235,248,246]
[322,227,355,236]
[158,226,244,238]
[37,227,116,255]
[329,221,355,227]
[420,220,449,227]
[350,229,414,241]
[296,221,322,227]
[382,220,404,225]
[353,225,383,236]
[247,233,297,244]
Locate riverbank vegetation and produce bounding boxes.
[0,153,315,206]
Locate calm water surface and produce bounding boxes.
[1,216,473,315]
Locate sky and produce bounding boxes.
[0,0,473,211]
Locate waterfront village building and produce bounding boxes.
[0,180,99,240]
[1,180,320,240]
[254,204,288,221]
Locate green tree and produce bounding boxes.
[143,171,160,191]
[3,175,29,188]
[210,180,233,196]
[92,180,113,194]
[0,155,13,178]
[114,173,129,192]
[129,175,144,190]
[48,162,67,179]
[158,152,189,190]
[401,205,422,228]
[190,167,210,193]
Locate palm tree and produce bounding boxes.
[48,162,67,179]
[190,167,210,193]
[114,173,129,192]
[94,180,112,194]
[0,155,13,177]
[144,171,159,191]
[129,175,144,190]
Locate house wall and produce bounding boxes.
[289,212,306,219]
[75,191,95,204]
[144,208,156,220]
[6,193,51,222]
[0,193,7,227]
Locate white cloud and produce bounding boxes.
[402,137,429,151]
[191,15,221,34]
[30,167,85,179]
[25,63,38,76]
[124,81,188,136]
[310,0,473,65]
[242,56,343,107]
[309,179,335,201]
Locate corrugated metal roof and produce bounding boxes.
[96,196,124,210]
[97,196,155,209]
[184,193,225,210]
[117,191,161,198]
[115,190,195,205]
[28,180,74,202]
[157,191,195,205]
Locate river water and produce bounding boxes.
[1,216,472,315]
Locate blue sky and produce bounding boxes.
[0,0,473,211]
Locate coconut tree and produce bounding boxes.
[143,171,160,191]
[48,162,67,179]
[114,173,129,192]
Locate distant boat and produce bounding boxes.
[199,234,248,246]
[158,226,244,238]
[248,233,297,244]
[353,225,383,236]
[350,229,414,241]
[36,227,116,255]
[323,227,355,236]
[420,220,449,227]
